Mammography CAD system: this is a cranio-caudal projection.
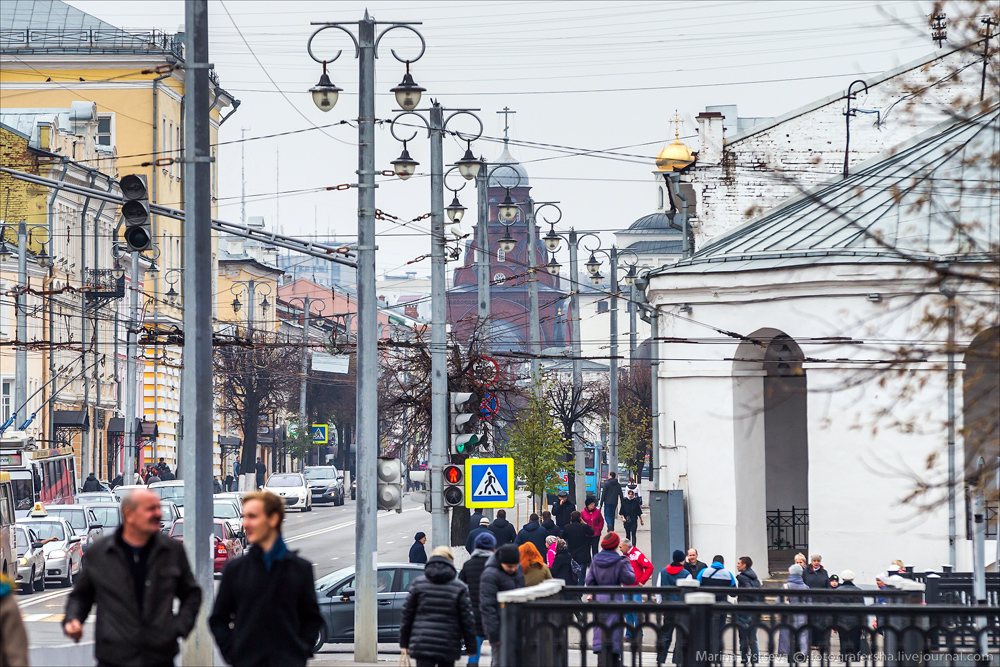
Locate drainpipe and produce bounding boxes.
[46,159,70,447]
[152,70,170,463]
[80,171,96,476]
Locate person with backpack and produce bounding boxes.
[550,539,579,583]
[655,550,691,666]
[561,511,594,585]
[458,532,496,667]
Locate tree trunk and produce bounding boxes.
[241,406,259,483]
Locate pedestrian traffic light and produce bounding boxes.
[450,392,482,455]
[376,456,402,512]
[408,469,431,513]
[120,174,152,252]
[442,464,464,507]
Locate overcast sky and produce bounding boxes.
[72,0,935,277]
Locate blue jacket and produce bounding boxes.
[514,521,548,555]
[657,564,691,601]
[697,561,736,600]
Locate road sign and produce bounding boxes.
[479,393,498,419]
[464,457,514,508]
[312,424,328,444]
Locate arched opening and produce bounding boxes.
[732,329,808,571]
[658,186,665,210]
[963,327,999,543]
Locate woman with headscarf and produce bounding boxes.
[778,564,810,658]
[545,535,559,568]
[409,532,428,564]
[518,542,552,586]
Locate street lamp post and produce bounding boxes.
[229,279,272,332]
[287,295,327,465]
[390,104,483,547]
[306,16,425,660]
[632,268,660,489]
[940,277,959,567]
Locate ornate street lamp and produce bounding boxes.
[445,195,466,224]
[453,144,482,181]
[585,252,602,276]
[310,62,342,112]
[498,189,518,222]
[390,62,425,111]
[543,223,562,252]
[546,253,562,276]
[391,141,419,180]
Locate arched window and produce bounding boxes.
[497,248,506,263]
[658,186,664,210]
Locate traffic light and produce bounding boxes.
[376,456,402,512]
[442,463,464,507]
[120,174,152,252]
[408,469,431,513]
[450,392,482,455]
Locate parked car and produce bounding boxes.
[313,564,425,650]
[44,504,104,551]
[303,466,345,505]
[350,478,356,501]
[111,485,147,502]
[75,492,117,504]
[168,518,244,573]
[262,473,311,512]
[20,514,83,587]
[14,525,46,593]
[212,500,245,545]
[160,500,181,533]
[148,480,187,515]
[85,502,123,532]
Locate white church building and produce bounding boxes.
[645,45,998,582]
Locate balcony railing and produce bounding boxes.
[1,28,183,59]
[766,506,809,550]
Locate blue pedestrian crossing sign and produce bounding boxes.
[464,457,514,508]
[312,424,328,445]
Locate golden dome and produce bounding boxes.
[654,139,695,172]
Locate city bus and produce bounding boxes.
[0,433,79,511]
[1,470,14,580]
[551,443,599,500]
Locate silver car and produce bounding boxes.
[20,517,83,587]
[44,504,105,551]
[14,525,46,593]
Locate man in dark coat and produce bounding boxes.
[683,548,708,577]
[459,532,496,667]
[540,510,560,537]
[619,488,643,543]
[465,516,492,554]
[599,472,624,532]
[551,490,576,528]
[803,554,831,652]
[254,457,267,488]
[210,491,323,667]
[515,513,549,555]
[479,544,525,652]
[836,570,865,659]
[399,549,478,667]
[736,555,762,665]
[487,509,517,547]
[560,511,594,585]
[63,488,202,667]
[409,532,428,564]
[81,472,101,492]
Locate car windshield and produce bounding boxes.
[265,475,302,488]
[171,522,225,540]
[112,487,143,501]
[315,566,354,592]
[15,528,29,556]
[47,508,87,532]
[28,522,65,541]
[160,503,176,520]
[303,468,337,480]
[90,507,121,528]
[213,503,239,519]
[152,485,185,504]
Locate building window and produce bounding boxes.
[658,186,664,210]
[497,248,505,263]
[1,380,10,423]
[97,115,112,146]
[597,301,609,313]
[493,272,506,285]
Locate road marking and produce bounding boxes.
[22,613,51,622]
[16,588,71,609]
[284,505,423,544]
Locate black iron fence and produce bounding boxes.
[498,583,998,667]
[767,507,809,550]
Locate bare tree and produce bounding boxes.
[543,371,609,499]
[619,364,652,480]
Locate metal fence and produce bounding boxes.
[767,507,809,550]
[498,582,999,667]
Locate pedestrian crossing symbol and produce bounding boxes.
[312,424,328,445]
[465,457,514,508]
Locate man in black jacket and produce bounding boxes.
[479,545,525,652]
[81,472,101,492]
[210,491,322,667]
[683,548,708,577]
[599,472,623,532]
[487,509,517,547]
[736,556,761,665]
[515,513,549,554]
[63,488,201,667]
[465,516,492,553]
[400,547,477,667]
[551,490,576,528]
[459,531,496,667]
[539,510,560,537]
[560,511,594,585]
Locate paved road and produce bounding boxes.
[20,493,434,665]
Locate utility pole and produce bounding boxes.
[429,101,449,546]
[180,1,215,663]
[650,307,661,488]
[354,14,379,661]
[526,199,541,379]
[14,222,27,430]
[123,251,139,486]
[294,295,313,460]
[608,246,620,476]
[568,229,586,509]
[476,163,490,329]
[945,294,957,568]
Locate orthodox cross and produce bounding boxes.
[497,106,516,147]
[669,110,684,140]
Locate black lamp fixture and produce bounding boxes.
[310,61,342,112]
[498,229,516,253]
[546,253,562,276]
[453,143,482,181]
[35,245,51,268]
[498,190,518,222]
[390,62,425,112]
[623,265,637,287]
[232,296,242,313]
[543,224,561,252]
[445,195,466,224]
[585,252,601,276]
[391,140,419,180]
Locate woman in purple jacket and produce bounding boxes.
[585,531,636,664]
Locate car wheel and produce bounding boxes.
[22,568,34,593]
[63,566,74,588]
[34,568,45,592]
[304,502,312,512]
[313,624,328,653]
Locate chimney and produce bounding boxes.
[696,112,724,164]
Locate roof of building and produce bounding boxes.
[0,102,96,147]
[0,0,118,31]
[623,212,683,235]
[487,145,529,189]
[625,240,684,255]
[656,107,999,275]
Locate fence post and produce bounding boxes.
[686,591,716,667]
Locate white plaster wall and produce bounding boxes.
[648,260,994,581]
